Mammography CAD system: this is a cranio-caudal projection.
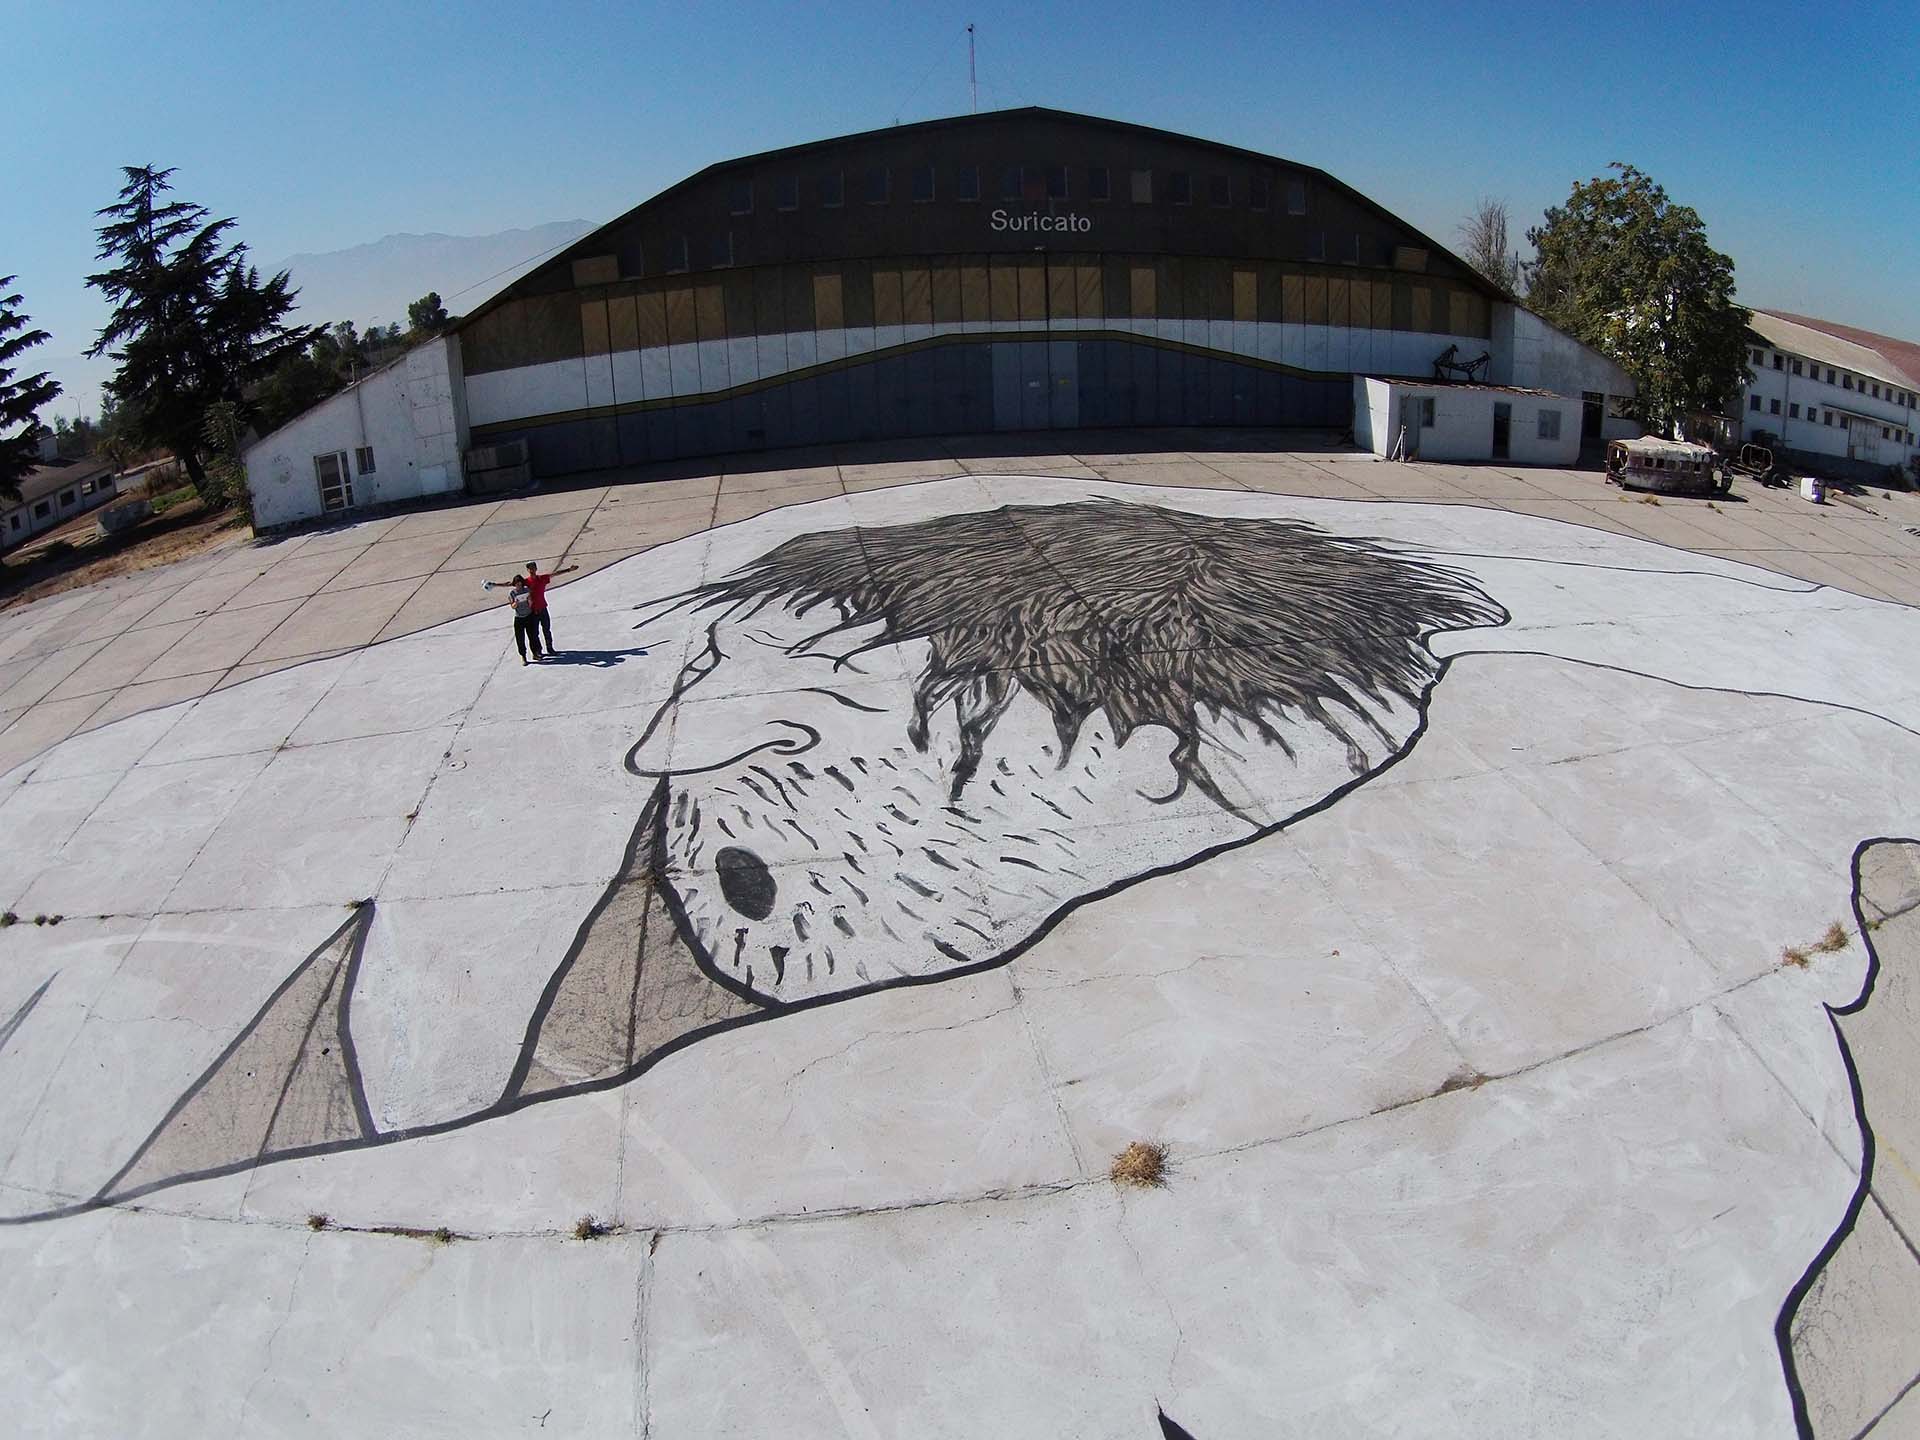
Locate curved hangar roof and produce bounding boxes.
[460,107,1502,323]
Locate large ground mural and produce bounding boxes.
[2,475,1917,1436]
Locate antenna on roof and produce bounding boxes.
[968,23,977,113]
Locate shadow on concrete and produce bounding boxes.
[533,647,652,668]
[544,425,1354,491]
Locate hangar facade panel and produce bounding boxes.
[454,108,1504,477]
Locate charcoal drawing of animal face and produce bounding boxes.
[630,501,1504,1003]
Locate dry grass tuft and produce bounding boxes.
[431,1225,455,1245]
[306,1213,330,1232]
[1109,1140,1169,1189]
[1436,1068,1492,1096]
[1639,494,1662,506]
[1782,921,1850,968]
[573,1215,609,1241]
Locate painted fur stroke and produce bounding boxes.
[13,501,1504,1214]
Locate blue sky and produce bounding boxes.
[7,0,1916,419]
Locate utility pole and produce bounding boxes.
[968,23,977,113]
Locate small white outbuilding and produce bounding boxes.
[1352,376,1585,465]
[244,336,470,530]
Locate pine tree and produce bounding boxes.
[85,166,316,500]
[0,277,62,504]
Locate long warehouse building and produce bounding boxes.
[246,107,1633,527]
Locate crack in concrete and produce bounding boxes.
[5,960,1810,1245]
[784,998,1018,1092]
[1009,969,1091,1180]
[631,1230,655,1440]
[235,1228,313,1432]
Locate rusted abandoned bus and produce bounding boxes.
[1605,437,1726,497]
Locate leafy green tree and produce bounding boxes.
[85,166,317,501]
[407,290,449,334]
[201,399,251,523]
[0,276,61,503]
[52,414,96,458]
[97,392,147,468]
[1526,164,1750,431]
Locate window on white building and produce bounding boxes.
[1419,397,1435,427]
[1769,398,1781,414]
[355,446,375,475]
[1538,410,1561,440]
[1789,403,1800,419]
[1772,353,1783,369]
[1130,169,1152,203]
[1750,348,1764,365]
[1750,395,1762,412]
[1791,359,1802,375]
[1827,369,1836,384]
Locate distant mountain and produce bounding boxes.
[271,220,596,331]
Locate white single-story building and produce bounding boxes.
[1,454,122,552]
[1353,376,1585,465]
[244,337,469,531]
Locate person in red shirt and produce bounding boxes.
[489,559,577,657]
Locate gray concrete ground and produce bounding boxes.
[5,430,1920,782]
[6,444,1920,1436]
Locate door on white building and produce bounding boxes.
[1847,417,1882,465]
[1398,395,1425,457]
[1492,402,1511,460]
[314,451,354,514]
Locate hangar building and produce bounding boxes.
[246,107,1634,527]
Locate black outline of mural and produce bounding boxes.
[1773,837,1918,1440]
[0,487,1911,1438]
[1,502,1508,1221]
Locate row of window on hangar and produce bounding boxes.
[1750,347,1917,409]
[718,165,1313,216]
[463,255,1496,376]
[1749,390,1917,443]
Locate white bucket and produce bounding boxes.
[1799,475,1825,504]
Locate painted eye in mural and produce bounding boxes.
[715,846,776,920]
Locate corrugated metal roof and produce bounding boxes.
[5,456,118,509]
[1749,310,1920,392]
[1363,376,1562,398]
